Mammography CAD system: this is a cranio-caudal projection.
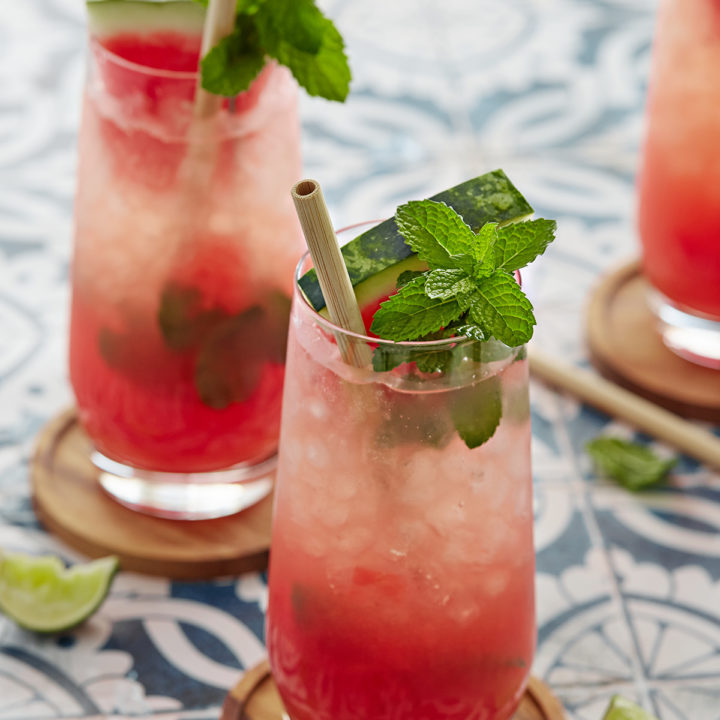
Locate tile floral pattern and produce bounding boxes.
[1,0,718,718]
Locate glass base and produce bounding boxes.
[93,452,276,520]
[649,292,720,370]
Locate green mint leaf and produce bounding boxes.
[494,218,557,272]
[468,273,536,346]
[371,343,451,374]
[371,344,410,373]
[473,222,499,279]
[424,269,471,300]
[254,0,324,54]
[254,0,351,101]
[195,306,265,409]
[449,376,502,449]
[370,276,464,341]
[396,269,426,288]
[395,200,476,272]
[194,291,290,409]
[446,323,486,342]
[586,437,676,491]
[200,20,265,96]
[158,284,224,350]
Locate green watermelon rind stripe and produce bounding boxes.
[87,0,206,38]
[299,169,535,312]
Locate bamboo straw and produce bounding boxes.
[291,179,373,368]
[194,0,237,119]
[528,345,720,470]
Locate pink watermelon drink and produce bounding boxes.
[268,257,534,720]
[267,177,553,720]
[637,0,720,365]
[70,1,350,510]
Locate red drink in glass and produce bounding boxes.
[266,246,536,720]
[70,18,303,516]
[638,0,720,367]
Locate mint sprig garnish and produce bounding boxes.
[196,0,351,101]
[370,200,556,347]
[586,437,676,491]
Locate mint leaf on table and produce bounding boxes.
[197,0,351,101]
[586,437,676,491]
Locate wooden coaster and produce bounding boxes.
[220,660,566,720]
[587,261,720,422]
[30,409,273,580]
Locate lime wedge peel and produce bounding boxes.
[603,695,660,720]
[0,552,119,634]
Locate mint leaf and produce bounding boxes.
[196,0,350,102]
[371,343,451,374]
[494,218,557,272]
[468,273,535,346]
[254,0,324,54]
[370,276,464,341]
[396,200,476,272]
[586,437,676,491]
[446,323,486,342]
[371,344,410,373]
[472,222,499,278]
[449,376,502,449]
[254,0,351,101]
[469,273,535,347]
[200,19,265,96]
[158,284,224,350]
[396,269,426,288]
[425,269,471,300]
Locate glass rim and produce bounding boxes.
[293,229,519,351]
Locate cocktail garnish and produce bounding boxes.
[586,437,676,491]
[192,0,351,101]
[370,200,556,347]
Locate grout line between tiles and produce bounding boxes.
[551,395,654,709]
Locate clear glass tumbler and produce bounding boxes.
[69,37,303,518]
[637,0,720,368]
[266,244,536,720]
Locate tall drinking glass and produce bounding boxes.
[266,243,536,720]
[637,0,720,368]
[70,35,303,518]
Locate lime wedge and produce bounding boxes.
[603,695,659,720]
[0,552,118,633]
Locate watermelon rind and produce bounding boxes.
[299,169,535,312]
[87,0,206,38]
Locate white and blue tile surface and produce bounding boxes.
[1,0,719,718]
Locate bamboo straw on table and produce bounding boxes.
[528,345,720,470]
[194,0,237,119]
[291,179,373,368]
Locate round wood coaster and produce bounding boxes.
[30,408,273,580]
[587,261,720,422]
[220,660,566,720]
